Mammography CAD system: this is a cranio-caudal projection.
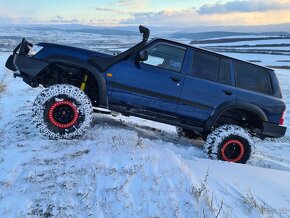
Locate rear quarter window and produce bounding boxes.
[234,61,273,95]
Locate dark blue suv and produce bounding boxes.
[5,26,286,164]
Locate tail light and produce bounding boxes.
[279,110,286,126]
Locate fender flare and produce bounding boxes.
[43,55,108,107]
[205,101,268,130]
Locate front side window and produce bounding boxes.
[234,61,272,94]
[142,43,186,72]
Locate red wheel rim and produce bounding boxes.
[221,139,245,162]
[48,100,79,129]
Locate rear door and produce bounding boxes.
[176,48,237,125]
[110,41,188,116]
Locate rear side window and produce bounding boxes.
[219,58,231,85]
[143,43,186,72]
[191,50,220,81]
[234,61,272,94]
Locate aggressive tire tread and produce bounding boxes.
[204,125,253,163]
[32,84,93,139]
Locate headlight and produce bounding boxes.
[28,45,44,56]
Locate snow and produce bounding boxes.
[225,46,290,51]
[195,38,290,47]
[217,52,290,68]
[1,39,290,217]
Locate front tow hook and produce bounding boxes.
[13,71,21,78]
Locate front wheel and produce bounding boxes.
[32,84,93,139]
[204,125,253,164]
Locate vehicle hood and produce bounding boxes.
[34,43,112,61]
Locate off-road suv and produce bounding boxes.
[5,26,287,164]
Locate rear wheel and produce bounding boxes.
[32,84,93,139]
[204,125,253,164]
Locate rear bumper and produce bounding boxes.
[261,122,287,138]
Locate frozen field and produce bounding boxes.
[0,30,290,217]
[192,35,290,59]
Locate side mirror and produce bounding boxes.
[136,50,148,62]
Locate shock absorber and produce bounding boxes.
[81,74,88,91]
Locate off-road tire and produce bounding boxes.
[32,84,93,139]
[204,125,253,164]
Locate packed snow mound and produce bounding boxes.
[0,52,290,217]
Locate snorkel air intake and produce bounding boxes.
[88,25,150,72]
[139,25,150,42]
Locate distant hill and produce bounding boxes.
[3,22,290,38]
[67,28,139,36]
[171,31,290,40]
[20,25,139,36]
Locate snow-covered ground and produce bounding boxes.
[1,39,290,216]
[195,38,290,47]
[194,37,290,56]
[219,52,290,69]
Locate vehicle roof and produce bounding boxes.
[150,38,274,71]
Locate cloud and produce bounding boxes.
[55,15,63,20]
[93,7,115,12]
[198,0,290,14]
[0,16,36,25]
[117,0,149,11]
[120,6,290,27]
[1,1,290,27]
[117,0,135,6]
[120,9,204,27]
[93,7,120,12]
[49,16,80,24]
[88,18,121,26]
[0,17,14,24]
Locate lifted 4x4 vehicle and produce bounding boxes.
[6,25,287,164]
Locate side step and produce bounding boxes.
[93,107,119,117]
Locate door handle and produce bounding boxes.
[170,76,180,83]
[223,90,232,96]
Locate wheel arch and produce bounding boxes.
[205,101,268,130]
[38,55,108,107]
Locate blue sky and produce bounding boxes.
[0,0,290,26]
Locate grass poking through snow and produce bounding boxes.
[0,82,6,94]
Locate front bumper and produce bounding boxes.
[5,53,48,77]
[5,39,49,86]
[261,122,287,138]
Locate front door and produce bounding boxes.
[110,41,188,116]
